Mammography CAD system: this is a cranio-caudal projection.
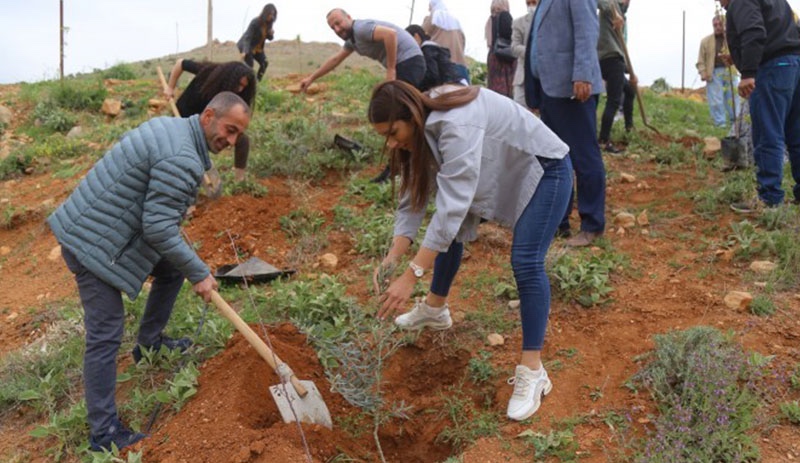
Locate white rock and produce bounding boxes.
[319,253,338,269]
[507,300,520,310]
[723,291,753,310]
[614,212,636,228]
[637,210,650,226]
[47,245,62,261]
[66,126,83,138]
[0,246,10,256]
[749,261,777,274]
[487,333,505,346]
[620,173,636,183]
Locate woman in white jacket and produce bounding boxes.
[368,80,572,420]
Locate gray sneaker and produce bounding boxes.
[395,300,453,330]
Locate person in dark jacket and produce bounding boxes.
[405,24,465,91]
[166,59,256,182]
[237,3,277,81]
[721,0,800,213]
[485,0,516,97]
[47,92,251,453]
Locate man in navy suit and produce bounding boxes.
[524,0,606,247]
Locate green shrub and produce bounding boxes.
[749,295,775,317]
[103,63,137,80]
[631,327,763,463]
[51,80,107,111]
[33,101,76,133]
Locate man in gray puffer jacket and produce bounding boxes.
[47,91,250,452]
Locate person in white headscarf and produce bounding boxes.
[423,0,470,82]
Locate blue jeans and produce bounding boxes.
[707,66,741,127]
[749,55,800,205]
[61,247,185,436]
[429,156,573,350]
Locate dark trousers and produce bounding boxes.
[599,56,635,142]
[244,51,268,81]
[535,81,606,233]
[61,247,185,436]
[396,55,427,90]
[234,133,249,169]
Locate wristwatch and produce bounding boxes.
[408,261,424,278]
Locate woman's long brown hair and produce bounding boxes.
[367,81,479,211]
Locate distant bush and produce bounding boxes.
[51,80,107,111]
[650,78,671,94]
[103,63,137,80]
[32,101,76,133]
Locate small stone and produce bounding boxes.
[487,333,504,346]
[0,246,10,256]
[319,253,338,269]
[703,137,721,157]
[101,98,122,117]
[66,126,83,138]
[7,312,18,320]
[613,211,636,228]
[749,260,777,274]
[641,229,650,236]
[47,245,62,261]
[636,210,650,226]
[616,226,626,235]
[620,173,636,183]
[507,300,520,310]
[451,310,466,323]
[723,291,753,310]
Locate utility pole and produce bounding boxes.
[408,0,415,25]
[207,0,213,60]
[59,0,64,80]
[681,10,686,92]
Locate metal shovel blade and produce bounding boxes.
[269,380,333,429]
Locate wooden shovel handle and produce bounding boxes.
[210,291,308,397]
[156,66,181,118]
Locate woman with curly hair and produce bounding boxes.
[166,59,256,181]
[368,80,572,421]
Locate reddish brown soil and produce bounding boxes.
[1,88,800,462]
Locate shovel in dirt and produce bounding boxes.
[209,290,333,428]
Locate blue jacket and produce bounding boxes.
[524,0,604,102]
[48,115,211,300]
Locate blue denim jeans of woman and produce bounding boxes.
[511,156,572,350]
[428,155,572,350]
[749,54,800,206]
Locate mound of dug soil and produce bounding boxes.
[142,323,474,463]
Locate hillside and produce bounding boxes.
[1,42,800,463]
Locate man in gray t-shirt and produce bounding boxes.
[299,8,425,92]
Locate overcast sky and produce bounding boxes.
[2,1,800,88]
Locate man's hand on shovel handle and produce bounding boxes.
[193,274,218,302]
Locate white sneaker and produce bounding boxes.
[506,365,552,421]
[394,300,453,330]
